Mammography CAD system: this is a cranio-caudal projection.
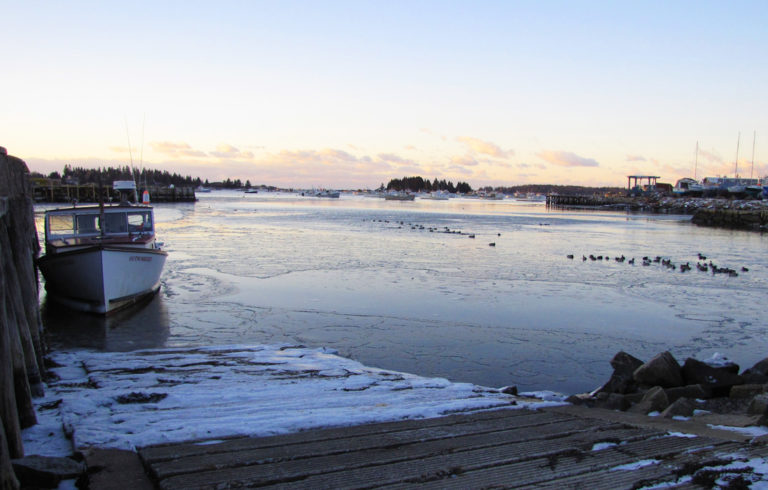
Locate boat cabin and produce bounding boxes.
[44,205,156,253]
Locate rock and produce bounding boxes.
[595,393,631,411]
[628,386,669,414]
[11,455,85,488]
[681,357,744,397]
[742,358,768,383]
[661,397,696,418]
[633,352,683,388]
[748,394,768,416]
[610,351,645,375]
[730,384,767,399]
[500,386,518,396]
[592,351,644,396]
[665,384,710,403]
[565,393,596,407]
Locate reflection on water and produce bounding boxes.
[42,293,169,352]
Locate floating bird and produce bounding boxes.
[489,242,496,247]
[567,254,574,259]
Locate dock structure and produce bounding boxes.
[32,180,196,203]
[129,407,768,489]
[546,194,610,207]
[627,175,660,191]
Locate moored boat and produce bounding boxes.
[384,192,415,201]
[37,202,167,314]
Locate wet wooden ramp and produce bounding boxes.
[138,407,764,489]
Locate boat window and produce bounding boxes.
[127,211,153,232]
[103,212,127,234]
[75,214,101,235]
[48,214,75,238]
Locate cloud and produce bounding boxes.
[456,136,513,158]
[450,156,479,167]
[150,141,207,158]
[378,153,416,166]
[626,155,646,162]
[537,150,599,167]
[210,144,254,159]
[698,148,723,164]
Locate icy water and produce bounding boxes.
[38,192,768,395]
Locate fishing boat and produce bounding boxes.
[384,192,415,201]
[37,184,167,314]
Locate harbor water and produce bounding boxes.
[37,192,768,395]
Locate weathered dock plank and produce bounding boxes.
[149,416,622,481]
[150,419,665,488]
[139,407,768,489]
[140,407,531,463]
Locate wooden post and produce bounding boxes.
[0,151,46,488]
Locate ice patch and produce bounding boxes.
[25,344,539,453]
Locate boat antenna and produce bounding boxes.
[97,169,105,239]
[750,130,756,180]
[139,113,145,189]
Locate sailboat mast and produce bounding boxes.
[694,141,698,180]
[734,132,740,178]
[750,131,756,180]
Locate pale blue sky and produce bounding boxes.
[3,1,766,187]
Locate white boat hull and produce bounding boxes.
[38,246,167,314]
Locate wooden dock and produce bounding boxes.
[133,406,768,489]
[32,181,196,203]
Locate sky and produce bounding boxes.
[3,1,767,189]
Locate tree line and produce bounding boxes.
[385,176,473,194]
[32,165,204,188]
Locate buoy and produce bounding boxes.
[142,190,150,204]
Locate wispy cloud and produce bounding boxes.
[537,150,599,167]
[450,156,479,167]
[456,136,513,158]
[150,141,207,158]
[626,155,646,162]
[210,144,254,159]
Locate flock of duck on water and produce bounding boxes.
[369,218,749,277]
[371,218,501,246]
[566,252,748,277]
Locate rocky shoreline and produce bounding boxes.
[568,351,768,430]
[555,195,768,231]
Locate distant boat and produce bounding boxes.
[244,188,259,194]
[384,192,415,201]
[420,192,450,200]
[313,189,340,198]
[37,200,167,314]
[196,187,212,193]
[673,178,703,196]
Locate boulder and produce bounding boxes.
[730,384,767,399]
[633,352,683,388]
[565,393,596,408]
[596,393,631,411]
[665,384,710,403]
[11,455,84,488]
[610,351,645,375]
[628,386,669,414]
[741,358,768,384]
[592,351,644,396]
[661,397,696,418]
[681,357,744,397]
[748,394,768,416]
